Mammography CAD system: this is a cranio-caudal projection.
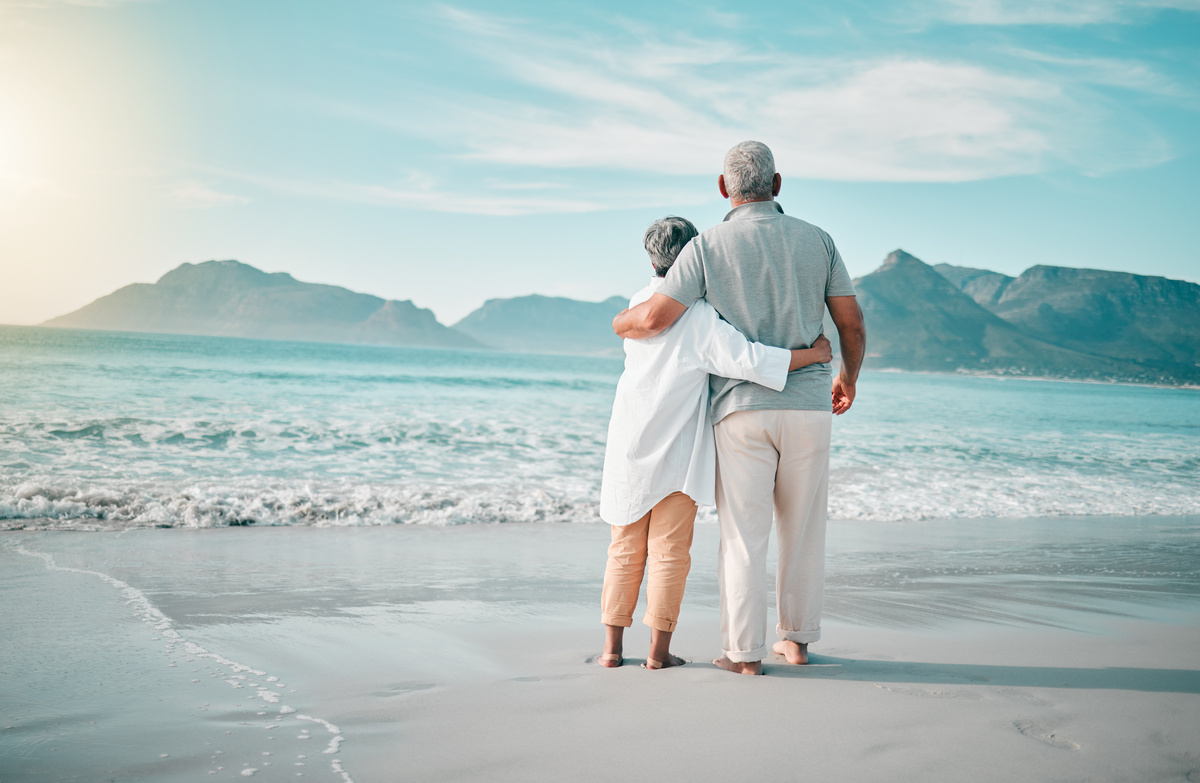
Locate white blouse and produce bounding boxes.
[599,278,791,526]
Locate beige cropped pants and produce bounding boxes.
[715,409,831,662]
[600,492,697,632]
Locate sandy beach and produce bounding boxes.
[3,516,1199,783]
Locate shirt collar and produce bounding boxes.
[723,200,785,222]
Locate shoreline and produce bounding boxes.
[6,323,1197,389]
[4,510,1198,531]
[871,365,1200,391]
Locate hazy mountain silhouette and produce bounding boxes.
[453,294,628,356]
[42,260,482,349]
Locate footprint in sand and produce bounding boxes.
[513,674,584,683]
[874,684,983,700]
[372,682,436,698]
[1012,719,1080,750]
[992,688,1051,707]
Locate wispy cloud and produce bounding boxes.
[334,7,1174,185]
[251,5,1191,217]
[213,169,703,217]
[1005,47,1183,94]
[170,181,249,208]
[433,59,1059,182]
[0,0,146,8]
[932,0,1200,26]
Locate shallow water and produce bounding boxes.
[2,325,1199,527]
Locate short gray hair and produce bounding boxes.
[723,141,776,202]
[643,216,699,277]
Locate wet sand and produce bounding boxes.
[2,517,1199,782]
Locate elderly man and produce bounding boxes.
[613,141,866,675]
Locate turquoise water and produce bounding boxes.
[1,325,1198,527]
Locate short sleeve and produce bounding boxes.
[657,238,705,307]
[825,238,856,297]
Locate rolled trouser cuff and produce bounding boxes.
[642,613,678,632]
[723,644,767,663]
[778,625,821,644]
[602,613,633,628]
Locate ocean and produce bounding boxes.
[3,325,1200,783]
[2,324,1198,529]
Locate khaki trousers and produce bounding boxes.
[715,409,831,662]
[600,492,697,632]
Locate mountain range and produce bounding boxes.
[39,254,1200,385]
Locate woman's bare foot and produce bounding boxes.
[772,640,809,665]
[600,624,624,667]
[645,627,683,670]
[643,653,687,670]
[713,656,762,675]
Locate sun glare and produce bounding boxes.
[0,98,39,205]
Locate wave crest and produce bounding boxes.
[1,480,596,529]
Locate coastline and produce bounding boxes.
[3,517,1198,782]
[5,323,1197,390]
[870,365,1200,391]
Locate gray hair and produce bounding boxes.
[643,216,699,277]
[723,140,776,202]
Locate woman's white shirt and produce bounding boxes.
[599,277,791,526]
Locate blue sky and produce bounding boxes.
[1,0,1198,325]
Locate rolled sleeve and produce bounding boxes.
[693,302,790,392]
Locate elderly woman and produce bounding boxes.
[597,217,831,669]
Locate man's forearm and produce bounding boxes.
[826,296,866,383]
[837,324,865,383]
[613,306,663,340]
[612,293,688,340]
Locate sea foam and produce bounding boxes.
[11,545,356,783]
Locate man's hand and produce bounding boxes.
[826,295,864,415]
[612,293,687,340]
[831,374,855,415]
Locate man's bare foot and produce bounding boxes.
[597,653,623,668]
[772,640,809,664]
[712,656,762,675]
[643,653,686,670]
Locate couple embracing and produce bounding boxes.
[598,141,867,675]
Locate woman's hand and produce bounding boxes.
[812,334,832,364]
[788,334,834,371]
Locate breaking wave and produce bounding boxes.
[3,326,1198,530]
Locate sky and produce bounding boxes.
[1,0,1198,327]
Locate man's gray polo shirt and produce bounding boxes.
[658,200,856,423]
